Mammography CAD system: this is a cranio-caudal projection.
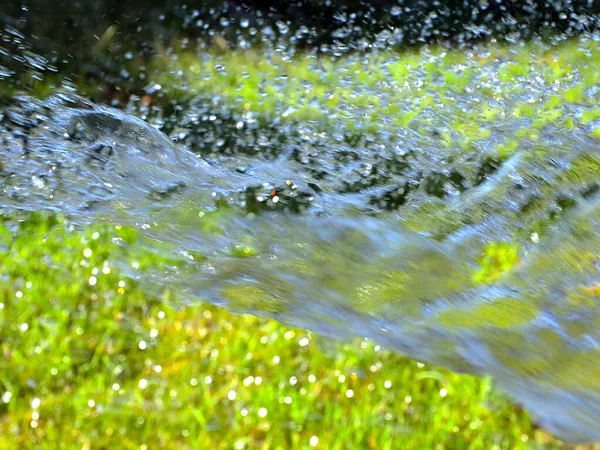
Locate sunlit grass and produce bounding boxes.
[0,213,592,450]
[140,36,600,145]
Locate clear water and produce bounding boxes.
[2,90,600,442]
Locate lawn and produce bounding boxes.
[0,215,590,449]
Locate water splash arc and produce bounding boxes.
[2,94,600,443]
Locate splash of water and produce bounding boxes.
[2,94,600,442]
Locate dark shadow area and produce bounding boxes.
[2,0,600,68]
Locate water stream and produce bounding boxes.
[2,90,600,442]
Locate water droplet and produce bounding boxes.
[276,21,289,35]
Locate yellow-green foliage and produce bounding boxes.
[437,297,538,330]
[473,241,521,284]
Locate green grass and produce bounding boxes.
[140,37,600,140]
[0,214,593,450]
[3,31,600,450]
